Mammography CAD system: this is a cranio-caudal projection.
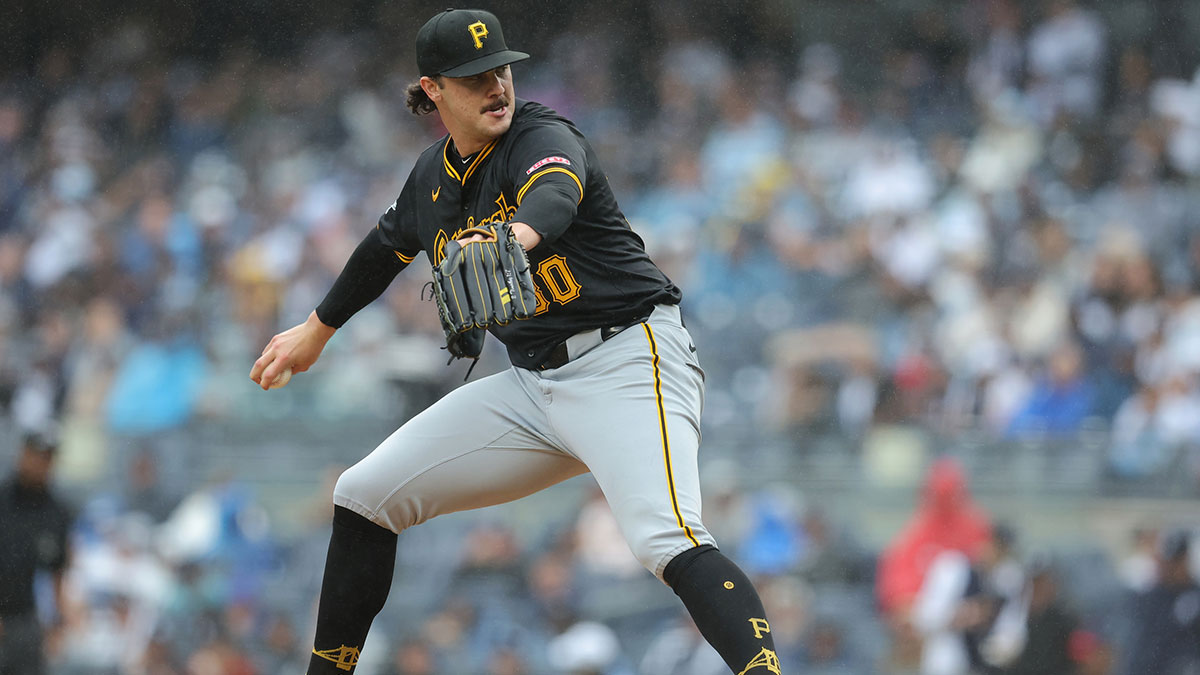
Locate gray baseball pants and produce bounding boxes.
[334,303,715,578]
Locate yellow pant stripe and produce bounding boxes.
[642,323,701,548]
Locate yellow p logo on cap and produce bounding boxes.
[468,21,488,49]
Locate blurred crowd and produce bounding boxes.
[6,434,1199,674]
[1,1,1199,481]
[2,0,1200,672]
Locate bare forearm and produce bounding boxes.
[509,221,542,250]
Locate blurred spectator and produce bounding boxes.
[120,449,180,524]
[965,0,1024,103]
[254,611,306,675]
[637,612,727,675]
[1117,525,1161,593]
[104,322,209,435]
[971,524,1027,671]
[841,139,936,221]
[485,646,531,675]
[757,574,813,667]
[699,80,786,214]
[798,507,871,585]
[1109,375,1200,479]
[1109,384,1175,478]
[799,618,862,675]
[1149,66,1200,177]
[1025,0,1107,125]
[573,487,643,580]
[739,486,807,577]
[0,430,72,675]
[414,600,478,674]
[999,557,1084,675]
[546,620,632,675]
[910,529,1023,675]
[58,509,170,672]
[183,635,257,675]
[380,638,437,675]
[1121,530,1200,675]
[912,545,974,674]
[524,550,580,634]
[453,524,527,602]
[11,311,72,432]
[1006,341,1094,438]
[139,635,186,674]
[788,43,843,129]
[877,458,992,616]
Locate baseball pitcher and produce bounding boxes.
[250,9,779,675]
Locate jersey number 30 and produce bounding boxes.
[533,254,581,315]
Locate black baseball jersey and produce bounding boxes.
[377,99,681,369]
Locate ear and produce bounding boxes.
[420,76,443,103]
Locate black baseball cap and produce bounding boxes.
[416,9,529,78]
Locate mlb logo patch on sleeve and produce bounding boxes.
[526,156,571,175]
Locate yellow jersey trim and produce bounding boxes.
[442,141,462,182]
[442,138,497,185]
[394,250,415,263]
[516,167,583,206]
[462,139,498,184]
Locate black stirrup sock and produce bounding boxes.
[307,506,398,674]
[663,545,780,674]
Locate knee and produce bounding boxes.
[333,463,374,509]
[332,464,425,533]
[333,465,396,529]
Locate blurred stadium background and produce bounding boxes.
[2,0,1200,672]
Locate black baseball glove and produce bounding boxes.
[431,222,538,359]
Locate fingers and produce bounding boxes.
[251,332,282,383]
[250,356,274,390]
[260,363,281,390]
[251,320,327,390]
[250,348,290,390]
[249,353,269,385]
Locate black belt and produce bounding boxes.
[536,319,646,371]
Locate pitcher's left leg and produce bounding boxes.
[550,309,779,674]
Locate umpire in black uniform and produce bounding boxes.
[0,431,72,674]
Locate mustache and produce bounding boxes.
[483,97,510,113]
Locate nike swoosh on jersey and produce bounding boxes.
[432,185,441,202]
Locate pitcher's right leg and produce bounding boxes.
[309,369,586,674]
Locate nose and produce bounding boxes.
[488,71,505,96]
